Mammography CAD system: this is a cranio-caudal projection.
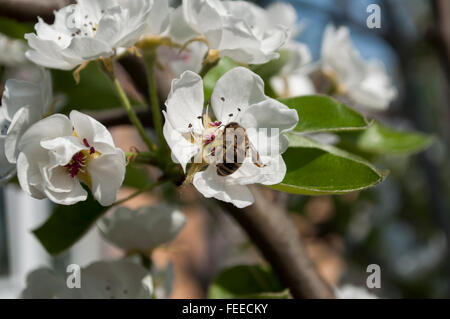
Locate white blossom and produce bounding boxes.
[15,110,126,206]
[180,0,290,65]
[0,33,27,67]
[25,0,153,70]
[21,260,153,299]
[321,24,397,111]
[0,68,53,184]
[163,67,298,208]
[98,204,186,253]
[270,41,316,98]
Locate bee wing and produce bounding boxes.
[248,142,264,168]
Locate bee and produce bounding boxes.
[216,122,264,177]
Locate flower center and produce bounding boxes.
[65,138,99,179]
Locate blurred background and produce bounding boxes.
[0,0,449,298]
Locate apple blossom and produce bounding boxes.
[25,0,153,70]
[21,260,153,299]
[0,33,27,67]
[15,110,126,206]
[320,24,398,111]
[0,68,53,184]
[163,67,299,208]
[181,0,290,65]
[98,204,186,253]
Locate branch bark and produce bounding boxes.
[222,186,336,299]
[0,0,71,22]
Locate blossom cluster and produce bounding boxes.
[0,0,398,209]
[0,0,403,299]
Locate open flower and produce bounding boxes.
[163,67,298,208]
[320,24,397,111]
[98,204,186,253]
[25,0,153,70]
[0,68,53,184]
[15,110,125,206]
[21,260,153,299]
[181,0,289,65]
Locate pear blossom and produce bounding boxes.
[320,24,397,111]
[163,67,299,208]
[181,0,290,65]
[270,42,316,98]
[25,0,153,70]
[0,33,27,67]
[21,260,153,299]
[98,204,186,253]
[0,68,53,184]
[15,110,126,206]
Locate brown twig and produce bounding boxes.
[221,186,336,299]
[0,0,71,23]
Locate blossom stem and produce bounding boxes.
[199,58,219,77]
[145,50,166,151]
[111,76,157,152]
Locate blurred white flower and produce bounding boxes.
[0,33,27,67]
[98,204,186,253]
[25,0,153,70]
[180,0,289,65]
[163,67,298,208]
[16,110,125,206]
[335,285,379,299]
[0,68,53,184]
[270,42,315,98]
[157,41,208,78]
[321,24,397,111]
[21,260,153,299]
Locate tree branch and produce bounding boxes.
[0,0,71,23]
[221,186,336,299]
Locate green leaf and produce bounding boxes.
[271,134,387,195]
[203,57,240,102]
[33,193,108,255]
[0,17,33,40]
[53,63,124,113]
[279,95,370,133]
[250,50,290,79]
[340,122,434,156]
[208,265,289,299]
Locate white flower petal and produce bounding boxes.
[20,269,66,299]
[4,106,41,163]
[193,165,254,208]
[70,110,115,147]
[211,67,266,123]
[165,71,204,133]
[228,155,287,186]
[16,151,47,199]
[167,6,198,45]
[88,149,126,206]
[0,136,16,185]
[58,260,153,299]
[98,204,186,252]
[240,98,299,156]
[163,111,200,173]
[17,114,73,152]
[40,136,87,167]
